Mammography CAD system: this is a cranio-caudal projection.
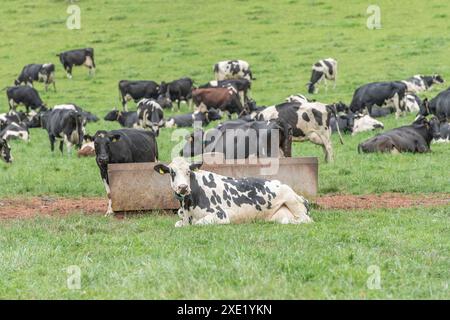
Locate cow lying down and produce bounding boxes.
[358,116,440,153]
[154,157,312,227]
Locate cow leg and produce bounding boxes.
[66,65,73,79]
[102,178,114,216]
[194,213,230,226]
[53,81,57,92]
[308,131,333,162]
[282,190,313,223]
[64,136,73,155]
[49,135,56,152]
[59,140,64,154]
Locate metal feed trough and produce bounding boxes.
[108,156,318,212]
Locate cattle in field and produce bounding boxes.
[199,79,252,105]
[255,102,341,162]
[136,99,164,136]
[77,135,96,157]
[402,75,444,93]
[154,157,311,227]
[349,81,408,118]
[181,119,292,159]
[159,77,194,111]
[15,63,56,91]
[405,94,421,113]
[330,113,384,135]
[104,109,139,128]
[93,128,158,215]
[6,86,46,113]
[358,116,440,154]
[41,109,85,154]
[57,48,95,78]
[307,58,338,94]
[118,80,160,111]
[0,138,12,163]
[433,121,450,143]
[419,88,450,121]
[53,104,99,124]
[164,109,222,128]
[0,122,29,142]
[213,60,255,81]
[192,87,247,117]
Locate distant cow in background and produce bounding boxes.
[402,74,444,93]
[136,99,164,136]
[15,63,56,91]
[192,87,246,118]
[57,48,95,78]
[307,58,337,94]
[104,109,139,128]
[0,122,29,142]
[0,138,12,163]
[159,77,194,111]
[419,88,450,121]
[405,94,421,113]
[214,60,255,81]
[330,112,384,135]
[118,80,160,111]
[165,109,222,128]
[200,79,252,105]
[53,104,99,124]
[6,86,46,113]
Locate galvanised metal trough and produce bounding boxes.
[108,156,318,212]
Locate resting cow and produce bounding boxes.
[213,60,255,81]
[420,88,450,121]
[57,48,95,78]
[164,109,222,128]
[154,157,312,227]
[77,135,96,157]
[307,58,338,94]
[104,109,139,128]
[402,75,444,93]
[15,63,56,91]
[358,116,440,153]
[6,86,46,113]
[330,113,384,135]
[93,129,158,215]
[0,138,12,163]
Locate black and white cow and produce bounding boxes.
[0,138,12,163]
[154,157,311,227]
[420,88,450,121]
[433,121,450,143]
[285,94,311,104]
[255,102,340,162]
[6,86,46,113]
[405,94,421,113]
[307,58,337,94]
[15,63,56,91]
[93,128,158,215]
[53,104,99,124]
[136,99,164,136]
[181,119,292,159]
[349,81,407,118]
[402,75,444,93]
[330,112,384,135]
[57,48,95,78]
[41,109,85,154]
[0,122,29,142]
[358,116,440,153]
[164,109,222,128]
[199,79,252,105]
[118,80,160,111]
[213,60,255,81]
[0,111,28,130]
[159,77,194,111]
[104,109,139,128]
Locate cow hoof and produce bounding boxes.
[175,220,185,228]
[104,210,114,217]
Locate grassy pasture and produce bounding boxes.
[0,0,449,299]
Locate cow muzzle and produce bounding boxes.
[97,156,109,165]
[175,184,190,196]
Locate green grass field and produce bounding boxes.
[0,0,449,299]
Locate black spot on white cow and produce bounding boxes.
[154,157,311,227]
[93,128,158,215]
[307,58,337,94]
[136,99,164,136]
[57,48,95,79]
[118,80,160,111]
[6,86,46,113]
[213,60,255,81]
[402,75,444,93]
[15,63,56,91]
[0,138,12,163]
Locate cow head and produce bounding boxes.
[154,157,203,197]
[180,130,205,157]
[0,138,12,163]
[104,110,120,121]
[433,74,444,84]
[93,131,121,165]
[159,82,168,96]
[275,120,293,157]
[351,114,384,135]
[157,95,173,109]
[246,99,258,112]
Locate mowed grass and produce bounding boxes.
[0,207,448,299]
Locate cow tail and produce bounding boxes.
[327,104,344,145]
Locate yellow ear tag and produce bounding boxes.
[189,137,193,142]
[159,168,165,174]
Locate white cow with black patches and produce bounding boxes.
[154,157,312,227]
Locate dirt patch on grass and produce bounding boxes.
[0,193,448,220]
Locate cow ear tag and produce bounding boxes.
[159,168,165,174]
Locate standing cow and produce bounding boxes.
[199,79,252,106]
[15,63,56,91]
[57,48,95,78]
[118,80,160,111]
[93,128,158,215]
[159,77,194,111]
[213,60,255,81]
[307,58,338,94]
[6,86,46,113]
[154,157,311,227]
[192,87,247,118]
[136,99,165,136]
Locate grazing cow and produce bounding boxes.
[6,86,46,113]
[104,109,139,128]
[181,119,292,159]
[41,109,85,153]
[118,80,160,111]
[57,48,95,78]
[0,111,28,130]
[420,88,450,121]
[402,75,444,93]
[330,113,384,135]
[53,104,99,124]
[165,109,222,128]
[159,77,194,111]
[77,135,96,157]
[358,116,440,153]
[307,58,338,94]
[0,138,12,163]
[349,81,407,118]
[256,102,340,162]
[213,60,255,81]
[136,99,164,136]
[154,157,311,227]
[93,129,158,215]
[433,121,450,143]
[192,87,246,117]
[15,63,56,91]
[200,79,252,105]
[0,122,29,142]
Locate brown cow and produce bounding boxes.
[192,87,246,117]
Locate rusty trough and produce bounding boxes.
[108,157,318,212]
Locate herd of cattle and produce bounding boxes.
[0,48,449,224]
